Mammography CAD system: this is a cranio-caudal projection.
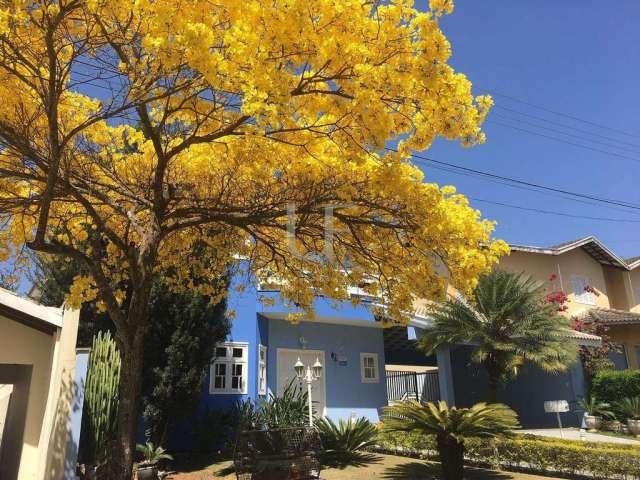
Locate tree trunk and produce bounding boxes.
[487,372,500,403]
[109,328,146,479]
[436,435,464,480]
[484,356,504,403]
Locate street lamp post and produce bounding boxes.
[294,357,323,426]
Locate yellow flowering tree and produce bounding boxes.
[0,0,506,475]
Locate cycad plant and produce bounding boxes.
[315,417,377,455]
[383,401,519,480]
[418,270,577,401]
[136,441,173,466]
[617,397,640,420]
[578,395,614,418]
[257,380,309,428]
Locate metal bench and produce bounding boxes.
[234,427,322,480]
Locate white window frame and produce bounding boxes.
[360,353,379,383]
[571,276,596,305]
[258,344,267,396]
[210,342,248,394]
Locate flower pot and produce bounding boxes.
[602,419,623,432]
[136,465,158,480]
[585,415,601,432]
[627,419,640,437]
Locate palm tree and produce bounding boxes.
[418,270,577,402]
[383,401,519,480]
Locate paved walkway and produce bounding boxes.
[520,427,640,445]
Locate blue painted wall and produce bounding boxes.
[171,273,388,452]
[450,345,586,428]
[64,349,90,479]
[198,274,260,412]
[258,290,377,322]
[265,317,387,422]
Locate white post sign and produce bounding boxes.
[544,400,570,438]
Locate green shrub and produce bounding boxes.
[592,370,640,418]
[315,417,377,454]
[191,407,237,453]
[377,431,640,479]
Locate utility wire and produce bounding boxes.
[481,88,640,140]
[487,120,640,164]
[468,197,640,223]
[384,147,640,212]
[422,161,640,216]
[493,105,640,152]
[491,112,640,158]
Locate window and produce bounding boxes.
[210,342,248,394]
[258,345,267,396]
[571,276,596,305]
[360,353,379,383]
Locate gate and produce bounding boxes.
[386,370,440,403]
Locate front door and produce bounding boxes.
[276,349,326,416]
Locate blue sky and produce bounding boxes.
[413,1,640,257]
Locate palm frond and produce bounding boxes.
[382,400,519,444]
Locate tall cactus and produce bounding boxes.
[80,330,121,465]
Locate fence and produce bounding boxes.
[386,370,440,403]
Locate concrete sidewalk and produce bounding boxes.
[520,427,640,445]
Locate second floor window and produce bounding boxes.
[571,276,596,305]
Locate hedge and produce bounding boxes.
[376,431,640,479]
[592,370,640,418]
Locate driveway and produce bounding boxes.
[520,427,640,445]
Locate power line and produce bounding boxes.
[492,112,640,157]
[468,197,640,223]
[481,88,640,140]
[421,161,640,216]
[487,120,640,164]
[384,147,640,212]
[493,105,640,152]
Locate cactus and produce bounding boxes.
[80,330,121,465]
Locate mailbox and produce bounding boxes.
[544,400,570,413]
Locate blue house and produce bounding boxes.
[185,267,601,436]
[197,274,390,424]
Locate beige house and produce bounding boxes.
[0,288,80,480]
[499,236,640,369]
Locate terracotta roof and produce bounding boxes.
[581,307,640,326]
[509,236,636,270]
[560,329,601,347]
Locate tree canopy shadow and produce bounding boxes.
[212,463,235,477]
[382,461,514,480]
[321,451,382,469]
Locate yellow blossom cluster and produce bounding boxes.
[0,0,506,325]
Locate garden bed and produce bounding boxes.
[375,431,640,480]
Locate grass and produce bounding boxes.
[592,430,640,441]
[167,453,565,480]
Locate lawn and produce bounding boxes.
[167,453,563,480]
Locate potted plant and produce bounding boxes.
[135,442,173,480]
[617,397,640,437]
[578,396,614,432]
